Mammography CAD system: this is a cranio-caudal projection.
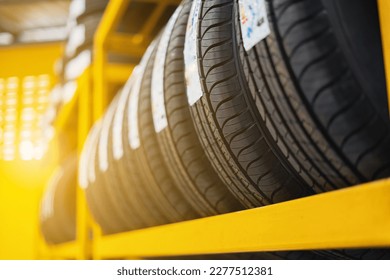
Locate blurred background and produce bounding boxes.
[0,1,67,258]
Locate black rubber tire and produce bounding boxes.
[259,0,390,188]
[85,121,121,234]
[155,0,243,216]
[190,0,313,209]
[105,88,149,231]
[192,0,390,208]
[192,0,390,259]
[134,32,200,223]
[121,41,175,226]
[255,0,390,259]
[54,155,77,242]
[96,95,145,233]
[40,154,77,244]
[119,99,169,228]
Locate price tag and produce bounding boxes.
[184,0,203,106]
[239,0,270,51]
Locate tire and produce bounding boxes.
[132,31,200,223]
[96,95,141,233]
[154,0,242,216]
[190,0,390,209]
[40,154,77,244]
[254,0,390,259]
[121,41,175,226]
[259,0,390,188]
[119,99,169,228]
[85,121,120,234]
[104,87,149,230]
[188,0,313,209]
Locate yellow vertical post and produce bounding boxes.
[139,2,168,41]
[378,0,390,113]
[93,0,131,120]
[76,69,92,260]
[92,0,132,259]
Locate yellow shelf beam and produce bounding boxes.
[93,0,131,120]
[76,67,93,260]
[95,179,390,259]
[45,241,78,260]
[54,89,78,132]
[106,34,146,56]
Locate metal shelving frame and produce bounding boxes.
[41,0,390,260]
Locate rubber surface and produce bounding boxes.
[156,0,243,216]
[189,0,313,208]
[263,0,390,185]
[105,88,149,231]
[85,121,120,234]
[40,154,77,244]
[134,30,200,224]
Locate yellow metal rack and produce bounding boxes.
[41,0,390,259]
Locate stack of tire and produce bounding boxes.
[40,0,109,160]
[63,0,109,103]
[40,155,77,245]
[80,0,390,259]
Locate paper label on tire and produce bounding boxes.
[184,0,203,106]
[151,7,182,133]
[69,0,86,19]
[239,0,270,51]
[66,24,85,57]
[63,81,77,103]
[128,41,156,150]
[112,77,133,160]
[65,49,91,81]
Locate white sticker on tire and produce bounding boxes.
[63,81,77,103]
[66,24,86,57]
[151,6,182,133]
[98,96,119,172]
[65,49,91,81]
[112,77,134,160]
[128,41,157,150]
[184,0,203,106]
[239,0,270,51]
[69,0,86,19]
